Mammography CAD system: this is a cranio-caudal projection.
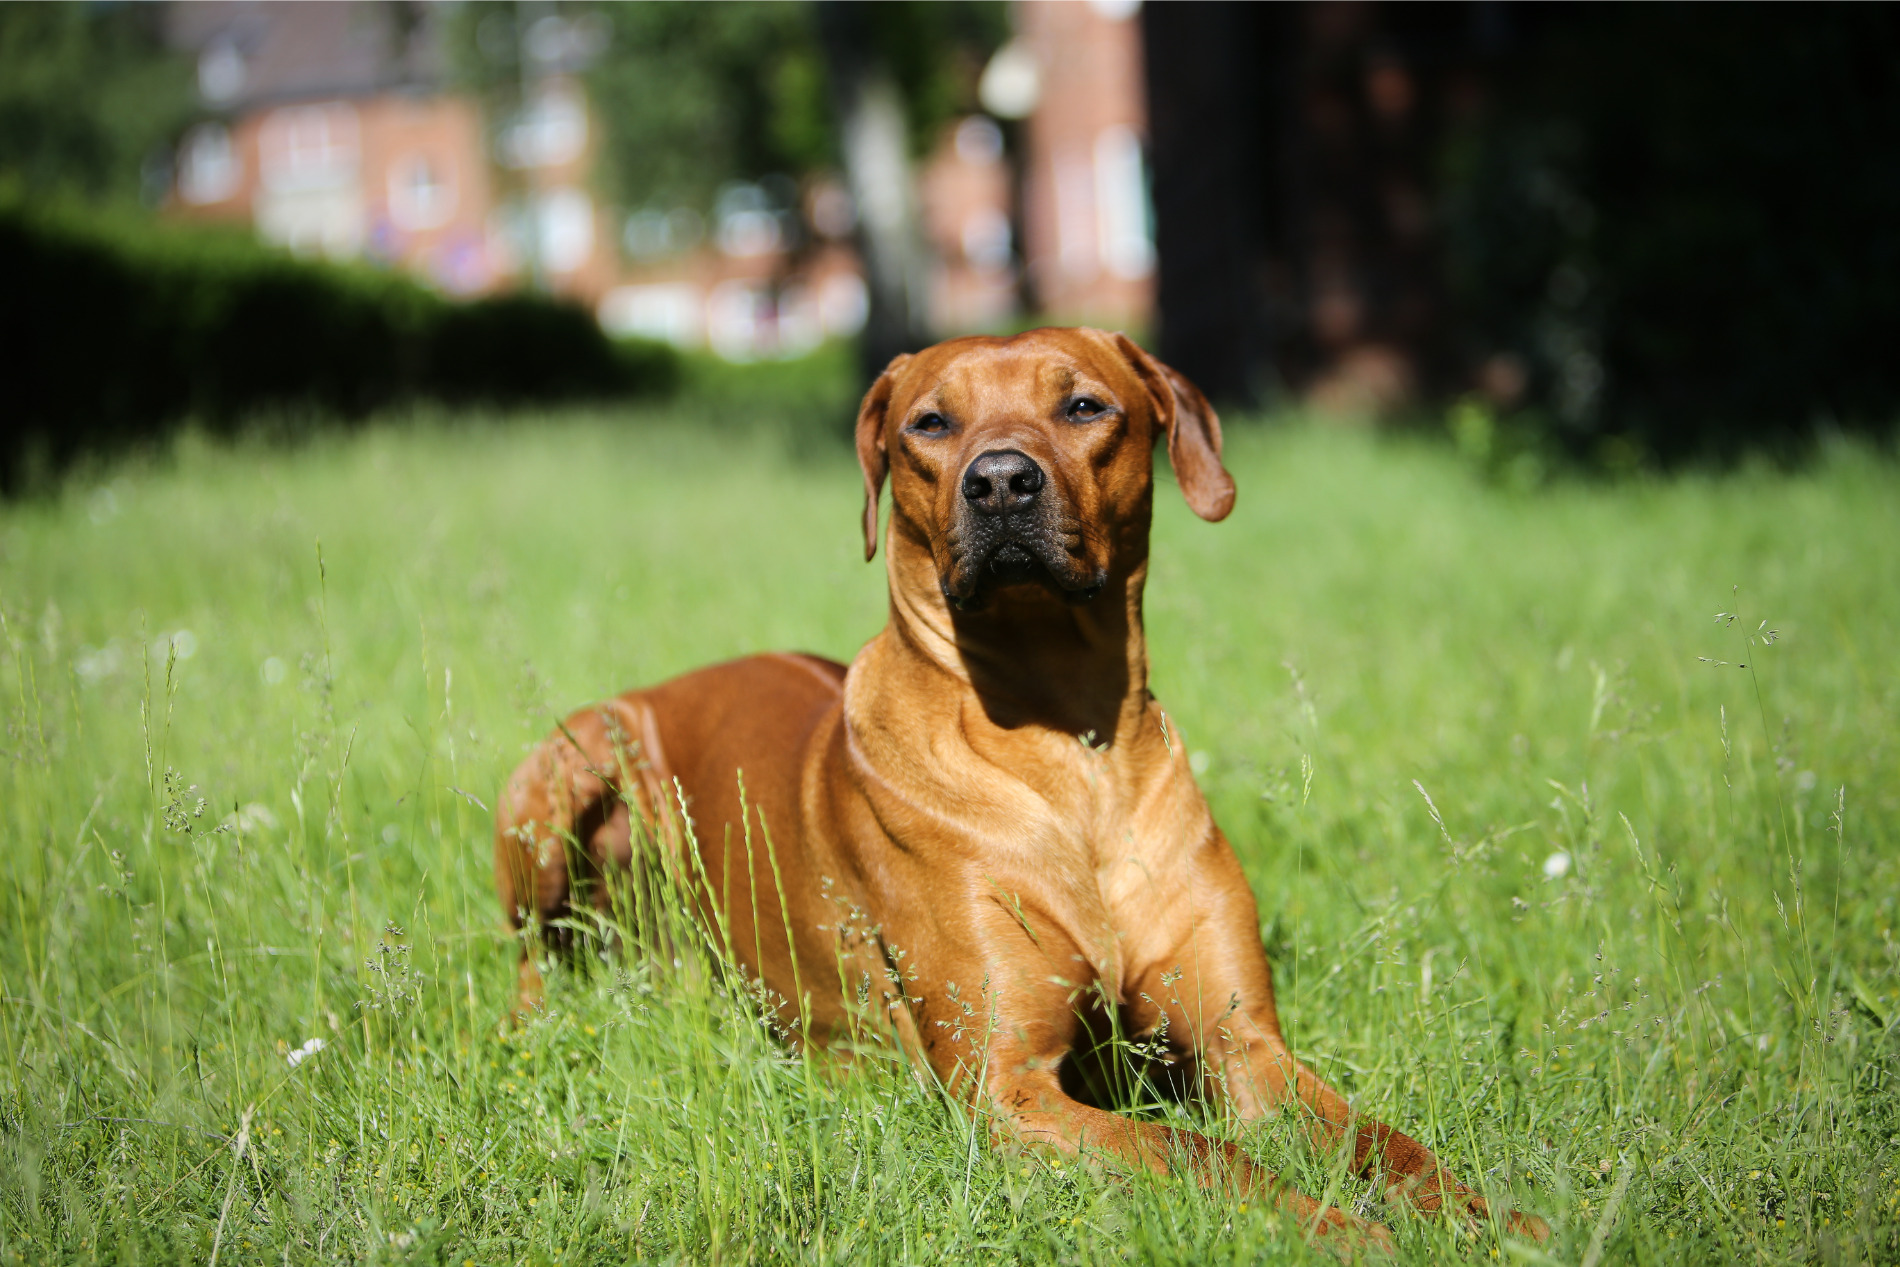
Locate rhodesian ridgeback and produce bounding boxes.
[494,327,1547,1248]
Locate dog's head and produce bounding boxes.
[855,327,1232,611]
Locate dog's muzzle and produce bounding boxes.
[942,450,1104,611]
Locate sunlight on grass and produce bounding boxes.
[2,410,1896,1263]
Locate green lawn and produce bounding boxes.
[2,406,1896,1264]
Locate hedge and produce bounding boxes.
[0,201,678,490]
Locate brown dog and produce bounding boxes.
[494,328,1546,1246]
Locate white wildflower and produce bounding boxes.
[286,1037,326,1069]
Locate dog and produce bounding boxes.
[493,327,1547,1247]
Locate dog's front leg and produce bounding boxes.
[981,1064,1392,1251]
[896,917,1394,1252]
[1130,833,1549,1241]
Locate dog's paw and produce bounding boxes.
[1306,1204,1397,1260]
[1453,1188,1550,1243]
[1390,1172,1548,1244]
[1496,1205,1551,1243]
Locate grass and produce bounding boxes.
[1,403,1896,1264]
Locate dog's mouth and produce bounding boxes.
[986,541,1041,583]
[942,530,1104,612]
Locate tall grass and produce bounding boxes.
[1,410,1895,1263]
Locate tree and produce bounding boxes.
[450,1,1006,381]
[815,1,1008,379]
[1441,4,1900,460]
[0,2,194,206]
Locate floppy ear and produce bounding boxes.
[1113,333,1235,522]
[855,353,911,561]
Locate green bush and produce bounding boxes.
[0,201,677,489]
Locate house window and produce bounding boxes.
[536,188,594,274]
[178,123,241,206]
[714,183,783,258]
[388,154,455,231]
[500,84,587,170]
[961,207,1013,272]
[1094,125,1153,280]
[259,103,361,192]
[599,283,704,346]
[197,37,246,106]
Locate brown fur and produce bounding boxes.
[494,328,1547,1247]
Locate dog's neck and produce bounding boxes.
[881,529,1152,746]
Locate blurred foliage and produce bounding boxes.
[671,338,862,458]
[0,1,194,205]
[854,1,1011,157]
[583,3,832,211]
[0,200,677,492]
[1445,395,1552,493]
[448,1,1007,215]
[1440,5,1900,464]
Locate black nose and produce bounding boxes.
[961,449,1044,516]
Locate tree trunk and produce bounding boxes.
[1142,2,1272,408]
[817,2,931,387]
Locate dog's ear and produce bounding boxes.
[855,353,911,561]
[1112,333,1235,522]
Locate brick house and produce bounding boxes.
[162,0,1157,355]
[166,1,526,295]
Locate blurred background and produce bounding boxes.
[2,0,1897,487]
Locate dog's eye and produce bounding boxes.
[910,412,949,434]
[1066,396,1108,420]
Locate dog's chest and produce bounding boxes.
[962,716,1207,984]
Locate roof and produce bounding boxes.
[165,1,449,111]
